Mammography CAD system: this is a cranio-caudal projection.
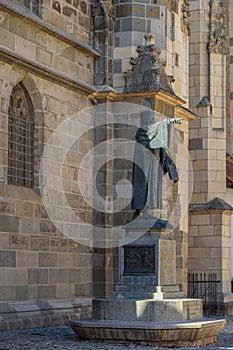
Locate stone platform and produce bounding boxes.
[71,318,226,347]
[71,296,226,347]
[92,298,202,322]
[71,223,225,347]
[70,276,226,346]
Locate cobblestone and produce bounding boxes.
[0,322,232,350]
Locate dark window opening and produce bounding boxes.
[175,52,179,66]
[8,83,34,188]
[17,0,42,16]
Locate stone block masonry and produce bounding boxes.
[188,0,233,314]
[0,0,95,308]
[1,0,90,43]
[0,7,94,85]
[112,0,189,101]
[0,298,92,331]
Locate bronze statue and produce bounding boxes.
[131,110,181,219]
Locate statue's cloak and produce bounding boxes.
[131,125,178,210]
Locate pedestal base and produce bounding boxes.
[70,224,225,346]
[71,318,226,347]
[70,296,225,347]
[93,298,202,322]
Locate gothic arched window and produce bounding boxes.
[8,83,34,188]
[24,0,42,16]
[17,0,42,16]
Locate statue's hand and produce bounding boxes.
[168,118,183,124]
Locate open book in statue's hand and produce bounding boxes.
[146,119,170,149]
[145,118,183,149]
[168,118,183,124]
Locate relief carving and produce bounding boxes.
[181,0,190,35]
[167,0,179,14]
[208,0,228,55]
[124,246,155,275]
[0,10,7,24]
[91,0,115,18]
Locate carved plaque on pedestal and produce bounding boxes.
[123,246,155,275]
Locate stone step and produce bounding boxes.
[162,285,181,292]
[111,291,163,300]
[113,284,182,299]
[163,291,184,299]
[112,291,184,300]
[114,284,180,293]
[70,318,226,347]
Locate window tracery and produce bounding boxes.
[16,0,41,16]
[8,83,34,188]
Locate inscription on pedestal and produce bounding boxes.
[123,246,155,275]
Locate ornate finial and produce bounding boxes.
[91,0,115,18]
[123,44,175,94]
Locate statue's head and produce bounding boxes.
[140,110,154,129]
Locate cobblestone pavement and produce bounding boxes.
[0,322,233,350]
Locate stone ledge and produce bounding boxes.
[0,298,92,331]
[189,197,233,212]
[0,313,70,331]
[71,318,226,347]
[0,46,96,95]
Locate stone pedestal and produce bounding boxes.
[112,229,182,300]
[71,218,226,346]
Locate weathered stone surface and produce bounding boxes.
[147,6,160,18]
[0,201,14,214]
[0,216,19,233]
[38,252,57,267]
[28,269,49,285]
[16,251,38,268]
[38,286,56,299]
[9,234,29,250]
[0,28,15,50]
[0,287,15,301]
[50,237,69,252]
[68,270,82,283]
[0,269,28,286]
[36,47,52,66]
[74,283,92,297]
[49,269,68,284]
[15,286,38,301]
[19,219,39,234]
[189,138,203,150]
[0,250,15,267]
[56,284,75,298]
[30,237,50,252]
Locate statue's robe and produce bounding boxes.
[131,122,178,210]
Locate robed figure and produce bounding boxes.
[131,111,180,219]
